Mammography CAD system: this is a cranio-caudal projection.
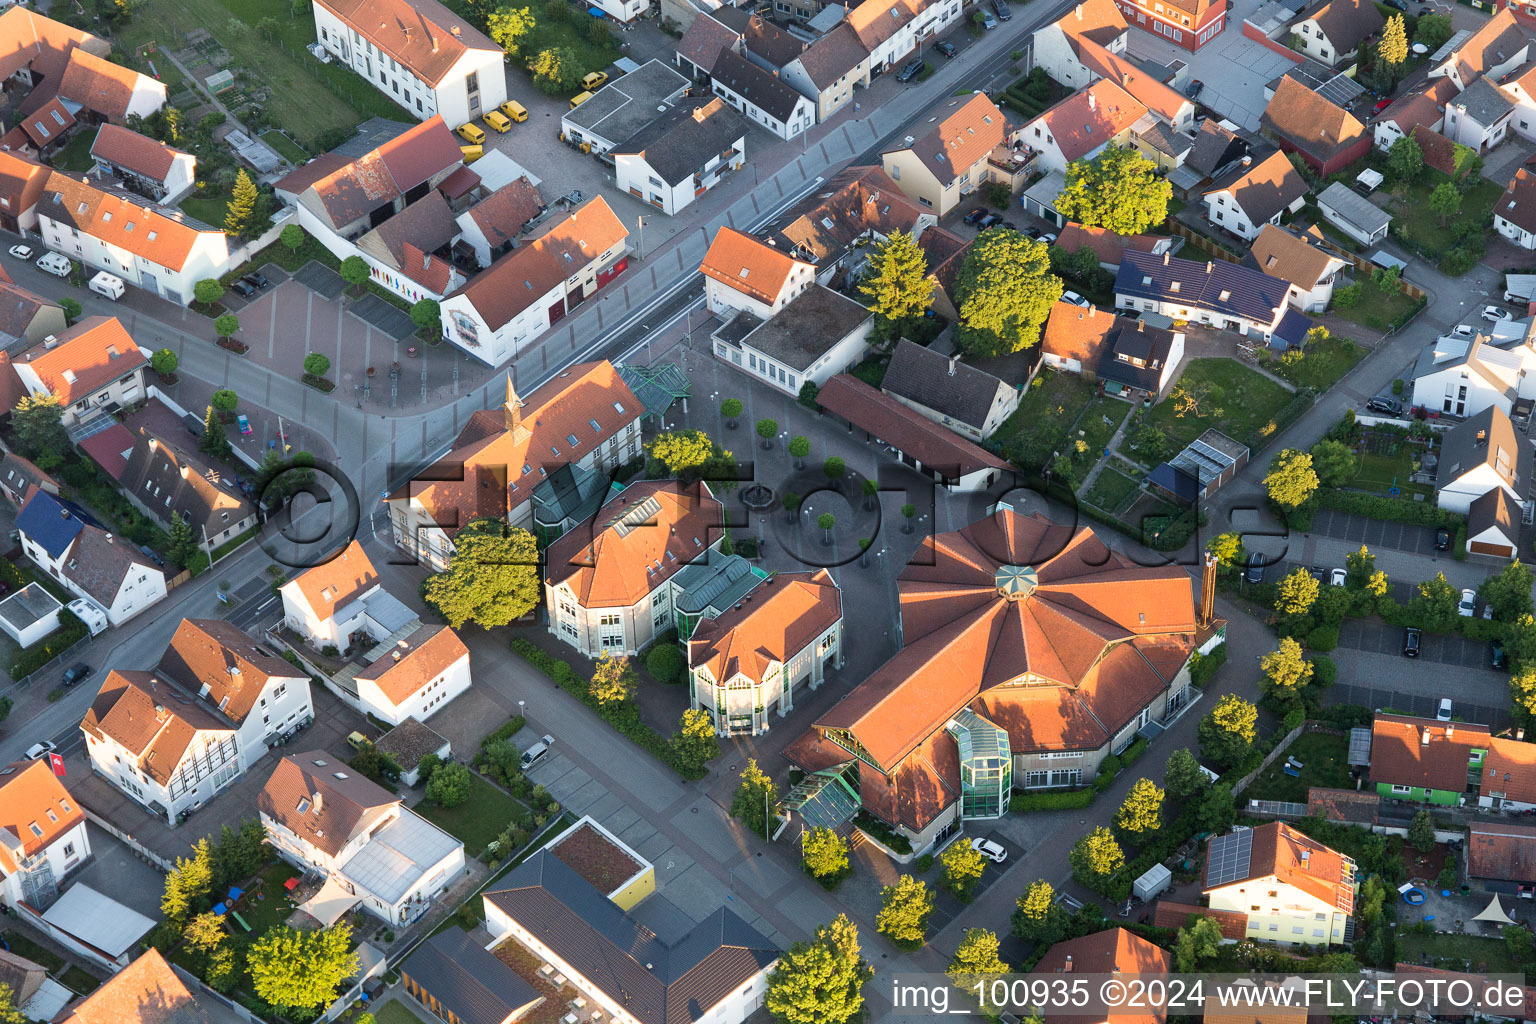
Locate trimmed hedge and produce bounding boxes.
[1189,642,1227,687]
[508,638,704,780]
[1318,489,1462,528]
[482,715,528,748]
[11,610,87,679]
[1010,788,1094,812]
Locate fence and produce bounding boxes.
[1230,721,1304,795]
[1163,220,1241,263]
[80,803,175,871]
[1241,19,1309,63]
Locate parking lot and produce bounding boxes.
[1330,684,1511,732]
[1337,620,1493,670]
[1309,509,1446,557]
[924,831,1025,934]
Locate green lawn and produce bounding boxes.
[111,0,413,149]
[1143,358,1293,449]
[1274,334,1366,391]
[54,130,97,173]
[512,17,622,92]
[1389,178,1502,254]
[1332,280,1421,332]
[259,129,307,164]
[1082,466,1140,513]
[1396,931,1520,973]
[177,188,230,229]
[60,966,101,995]
[1,931,65,972]
[992,369,1099,475]
[240,861,302,935]
[371,1000,430,1024]
[416,773,529,857]
[1242,732,1351,803]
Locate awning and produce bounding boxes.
[298,877,362,927]
[1472,894,1515,925]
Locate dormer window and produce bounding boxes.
[102,211,112,222]
[28,823,42,837]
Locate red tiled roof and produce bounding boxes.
[1369,713,1489,793]
[0,758,82,874]
[314,0,498,86]
[816,374,1011,481]
[1481,735,1536,804]
[1057,223,1164,268]
[0,149,48,222]
[59,47,159,121]
[1152,901,1248,940]
[1053,0,1129,48]
[467,176,545,251]
[889,92,1009,183]
[15,315,146,408]
[286,539,378,624]
[58,948,211,1024]
[89,123,181,181]
[39,172,215,270]
[1261,77,1367,165]
[1466,822,1536,882]
[1443,7,1527,85]
[158,618,301,726]
[77,422,134,479]
[1034,929,1171,1024]
[1495,166,1536,234]
[688,570,840,685]
[437,164,480,200]
[1203,822,1354,914]
[699,226,813,306]
[1042,300,1118,363]
[81,670,232,785]
[1412,125,1464,179]
[354,624,468,706]
[21,97,74,148]
[1374,77,1457,133]
[304,116,460,228]
[0,8,106,85]
[1034,80,1147,163]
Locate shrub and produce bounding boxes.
[645,643,686,685]
[1312,655,1337,688]
[1189,643,1227,686]
[1306,624,1339,651]
[1010,788,1095,812]
[1318,490,1461,528]
[11,610,87,679]
[426,761,472,807]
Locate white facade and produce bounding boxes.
[1496,210,1536,249]
[590,0,647,22]
[356,645,472,727]
[293,200,464,305]
[1443,96,1512,152]
[1031,16,1128,90]
[0,792,89,909]
[279,575,379,650]
[711,316,871,396]
[1203,186,1304,242]
[1317,190,1389,247]
[1501,76,1536,142]
[313,3,507,126]
[1206,875,1352,946]
[545,550,718,658]
[691,622,841,735]
[35,212,229,307]
[1289,15,1354,65]
[710,77,815,141]
[93,150,196,204]
[1439,461,1523,516]
[13,361,146,428]
[865,0,962,72]
[19,529,166,628]
[1410,334,1536,420]
[614,130,746,217]
[84,719,240,825]
[780,49,868,121]
[704,263,813,320]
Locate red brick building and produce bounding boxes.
[1115,0,1227,50]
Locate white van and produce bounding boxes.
[66,598,108,637]
[35,252,71,277]
[520,734,555,769]
[88,271,124,300]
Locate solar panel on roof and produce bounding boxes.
[1206,829,1253,887]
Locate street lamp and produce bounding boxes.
[518,700,526,720]
[636,216,647,259]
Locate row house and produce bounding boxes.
[1115,0,1227,50]
[1114,249,1311,348]
[1031,0,1196,131]
[109,428,257,553]
[1409,319,1536,420]
[16,489,166,626]
[612,98,748,216]
[709,49,816,141]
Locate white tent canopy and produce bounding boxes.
[298,877,362,927]
[1472,894,1515,925]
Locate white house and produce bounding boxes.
[11,316,147,429]
[687,570,842,735]
[1287,0,1383,67]
[710,283,872,397]
[158,618,315,760]
[438,196,629,366]
[1433,406,1530,517]
[313,0,506,125]
[81,670,241,825]
[560,61,691,157]
[879,339,1021,441]
[1113,250,1310,349]
[709,49,816,141]
[545,479,725,658]
[279,539,398,650]
[699,226,815,319]
[778,24,869,122]
[1430,7,1529,92]
[1246,224,1349,313]
[453,176,544,269]
[350,624,472,727]
[1371,78,1458,152]
[1029,0,1194,131]
[0,758,90,909]
[387,363,642,571]
[16,490,166,627]
[485,851,779,1024]
[55,46,166,123]
[845,0,961,77]
[259,750,466,926]
[1481,740,1536,810]
[89,124,195,203]
[35,172,229,306]
[1442,76,1516,152]
[1499,60,1536,143]
[0,584,61,648]
[1495,167,1536,249]
[612,98,747,216]
[1023,79,1150,174]
[1202,151,1308,242]
[1203,822,1357,946]
[1410,322,1536,420]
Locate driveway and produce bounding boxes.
[1329,683,1511,732]
[1310,508,1445,556]
[1338,619,1493,670]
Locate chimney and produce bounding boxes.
[1064,955,1074,972]
[1075,2,1083,16]
[1242,155,1252,166]
[105,533,114,544]
[1422,728,1431,746]
[1206,262,1213,273]
[1138,319,1146,332]
[148,438,157,451]
[451,24,461,35]
[1446,723,1453,737]
[948,354,959,376]
[179,465,190,479]
[312,790,322,814]
[693,106,709,122]
[1089,90,1097,111]
[1163,251,1170,265]
[1477,429,1488,444]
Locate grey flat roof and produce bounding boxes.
[739,284,870,371]
[563,59,689,146]
[0,583,60,632]
[340,808,461,905]
[337,589,417,635]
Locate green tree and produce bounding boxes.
[416,752,443,785]
[648,429,718,475]
[11,393,69,466]
[280,223,304,254]
[1069,827,1124,888]
[1264,448,1319,510]
[940,840,987,900]
[731,758,777,839]
[421,519,540,628]
[1414,12,1453,49]
[765,914,872,1024]
[672,707,719,777]
[1480,560,1534,621]
[1275,566,1320,617]
[1378,13,1408,68]
[211,389,238,413]
[1055,147,1173,235]
[1366,569,1390,598]
[161,838,214,922]
[876,874,933,950]
[224,169,258,236]
[194,278,222,306]
[410,298,441,337]
[1429,181,1461,226]
[167,511,197,566]
[1198,782,1237,834]
[859,231,933,343]
[58,296,81,325]
[214,314,239,340]
[802,826,850,883]
[1412,572,1461,633]
[1387,134,1423,182]
[303,352,331,378]
[953,228,1063,357]
[1309,438,1356,488]
[184,911,227,955]
[947,928,1010,999]
[1116,778,1164,834]
[1505,923,1535,963]
[647,644,685,684]
[1170,378,1224,420]
[1512,667,1536,721]
[1345,545,1376,588]
[211,819,269,889]
[589,653,635,705]
[1408,808,1436,853]
[1012,879,1063,942]
[901,503,917,533]
[152,347,179,376]
[788,435,810,467]
[823,457,846,482]
[487,5,537,53]
[1173,916,1224,971]
[1207,532,1245,568]
[756,418,778,448]
[201,405,231,459]
[0,983,25,1024]
[720,398,742,426]
[1164,748,1207,802]
[1260,637,1314,701]
[1199,694,1258,770]
[246,924,358,1015]
[425,761,472,807]
[529,46,579,93]
[817,512,835,540]
[339,255,370,294]
[1509,614,1536,667]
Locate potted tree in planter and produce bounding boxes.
[151,347,179,384]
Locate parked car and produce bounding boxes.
[1366,396,1401,415]
[1186,79,1203,100]
[7,244,33,260]
[895,58,925,83]
[1329,568,1346,587]
[936,40,957,57]
[500,99,529,122]
[582,71,609,90]
[24,741,56,761]
[1372,97,1393,114]
[520,734,556,769]
[1434,526,1451,550]
[346,731,368,751]
[1000,220,1017,231]
[964,207,988,226]
[35,252,71,277]
[971,837,1008,863]
[1383,0,1406,10]
[61,663,92,687]
[482,109,513,133]
[1062,290,1089,307]
[980,10,998,28]
[229,279,256,298]
[1038,231,1057,244]
[1482,305,1513,323]
[1491,640,1508,669]
[1244,554,1264,584]
[1437,697,1453,720]
[1403,627,1422,657]
[456,121,486,145]
[992,0,1011,20]
[242,272,271,289]
[1458,588,1476,617]
[977,212,1002,229]
[1452,324,1474,337]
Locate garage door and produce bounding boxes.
[547,296,566,324]
[1470,541,1515,558]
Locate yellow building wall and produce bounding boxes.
[609,864,655,911]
